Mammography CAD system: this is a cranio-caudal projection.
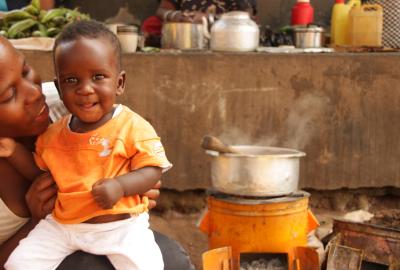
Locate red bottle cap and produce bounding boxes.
[335,0,345,3]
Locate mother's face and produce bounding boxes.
[0,38,50,138]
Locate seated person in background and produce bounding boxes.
[2,20,173,270]
[156,0,257,23]
[0,0,55,11]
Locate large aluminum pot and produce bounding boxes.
[210,11,259,52]
[206,145,306,197]
[161,22,208,50]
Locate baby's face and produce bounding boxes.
[54,37,125,127]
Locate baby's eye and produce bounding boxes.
[93,74,105,81]
[65,78,77,84]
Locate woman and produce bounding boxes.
[0,36,194,270]
[156,0,257,23]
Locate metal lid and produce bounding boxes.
[294,25,324,33]
[220,11,250,20]
[117,25,138,34]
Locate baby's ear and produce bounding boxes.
[116,70,126,96]
[53,78,62,98]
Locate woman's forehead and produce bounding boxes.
[0,40,23,69]
[0,42,24,92]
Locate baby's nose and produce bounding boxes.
[77,83,95,95]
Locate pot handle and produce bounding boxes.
[202,15,211,40]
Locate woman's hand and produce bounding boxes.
[25,173,57,221]
[143,180,161,209]
[184,11,207,23]
[0,137,16,157]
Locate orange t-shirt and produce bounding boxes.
[35,105,172,224]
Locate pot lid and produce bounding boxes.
[221,11,250,20]
[294,25,324,33]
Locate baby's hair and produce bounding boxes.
[53,20,122,70]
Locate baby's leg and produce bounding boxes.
[5,216,75,270]
[84,213,163,270]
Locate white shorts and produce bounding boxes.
[5,213,163,270]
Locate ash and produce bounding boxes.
[240,258,287,270]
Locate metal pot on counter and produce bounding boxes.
[161,22,208,50]
[293,25,325,48]
[208,11,259,52]
[206,145,306,197]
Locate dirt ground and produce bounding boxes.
[149,188,400,270]
[150,211,208,270]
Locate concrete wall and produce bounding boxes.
[23,51,400,191]
[63,0,333,30]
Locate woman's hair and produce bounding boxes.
[53,20,122,70]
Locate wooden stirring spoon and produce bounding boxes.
[201,135,241,154]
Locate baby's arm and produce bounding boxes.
[91,167,162,209]
[0,138,43,181]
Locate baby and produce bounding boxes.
[3,20,171,270]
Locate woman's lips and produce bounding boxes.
[35,104,49,122]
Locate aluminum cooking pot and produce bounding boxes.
[161,22,208,50]
[206,145,306,197]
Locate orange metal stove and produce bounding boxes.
[199,191,319,270]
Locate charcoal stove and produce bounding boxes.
[199,190,320,270]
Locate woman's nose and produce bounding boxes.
[23,79,43,105]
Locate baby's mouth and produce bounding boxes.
[80,102,98,109]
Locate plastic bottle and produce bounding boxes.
[348,4,383,46]
[330,0,361,45]
[291,0,314,26]
[331,0,348,45]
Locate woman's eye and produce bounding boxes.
[93,74,105,81]
[0,87,16,103]
[22,64,31,77]
[65,78,77,84]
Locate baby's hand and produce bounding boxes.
[0,137,17,157]
[91,178,124,209]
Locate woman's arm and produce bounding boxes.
[156,0,190,22]
[0,173,56,269]
[91,167,162,209]
[156,0,176,20]
[0,138,43,181]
